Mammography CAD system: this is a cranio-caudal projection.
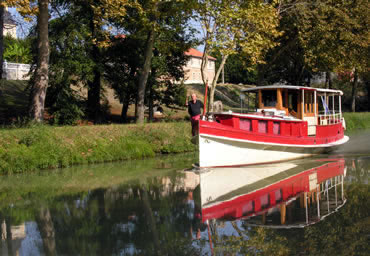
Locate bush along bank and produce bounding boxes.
[0,122,196,174]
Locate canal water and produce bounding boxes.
[0,132,369,256]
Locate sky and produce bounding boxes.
[8,7,35,38]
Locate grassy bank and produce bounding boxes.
[343,112,370,131]
[0,122,195,174]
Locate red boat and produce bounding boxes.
[200,158,346,227]
[198,85,349,167]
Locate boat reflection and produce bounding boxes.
[200,158,346,228]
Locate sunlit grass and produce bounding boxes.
[0,122,195,174]
[343,112,370,131]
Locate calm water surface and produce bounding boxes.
[0,132,369,256]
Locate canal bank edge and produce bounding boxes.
[0,112,369,174]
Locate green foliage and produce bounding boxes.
[44,8,97,125]
[3,35,32,63]
[257,9,316,86]
[211,49,257,84]
[296,0,369,73]
[172,82,187,107]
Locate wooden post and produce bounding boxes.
[277,89,283,110]
[258,90,263,109]
[204,83,208,115]
[280,203,286,224]
[262,213,266,224]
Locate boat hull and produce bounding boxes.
[198,132,349,168]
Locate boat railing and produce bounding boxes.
[318,111,342,125]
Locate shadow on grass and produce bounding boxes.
[0,79,30,124]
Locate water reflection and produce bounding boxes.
[200,159,346,228]
[0,154,369,255]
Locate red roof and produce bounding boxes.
[185,48,216,61]
[115,34,126,39]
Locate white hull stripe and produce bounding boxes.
[200,133,349,149]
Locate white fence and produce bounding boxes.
[2,61,31,80]
[318,112,342,125]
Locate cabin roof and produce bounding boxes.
[241,85,343,96]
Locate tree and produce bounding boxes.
[105,5,194,122]
[295,0,369,112]
[4,0,48,121]
[110,0,195,124]
[46,8,96,125]
[104,36,140,122]
[28,0,49,121]
[211,49,257,85]
[256,6,316,86]
[46,0,131,123]
[196,0,281,112]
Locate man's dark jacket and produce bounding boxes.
[188,100,204,117]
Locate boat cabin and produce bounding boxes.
[213,85,345,138]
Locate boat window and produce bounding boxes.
[288,90,298,112]
[245,92,258,112]
[262,90,277,107]
[304,91,314,114]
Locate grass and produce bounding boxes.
[343,112,370,132]
[0,122,196,174]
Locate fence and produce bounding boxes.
[2,61,31,80]
[318,111,342,125]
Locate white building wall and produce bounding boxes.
[183,57,215,84]
[2,62,31,80]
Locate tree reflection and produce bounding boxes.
[35,207,56,256]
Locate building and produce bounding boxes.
[3,8,17,38]
[183,48,216,84]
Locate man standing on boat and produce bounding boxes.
[186,93,204,136]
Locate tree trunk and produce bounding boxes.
[351,69,358,112]
[366,79,370,111]
[200,41,210,87]
[29,0,49,122]
[0,6,4,79]
[325,72,332,89]
[87,65,101,123]
[209,55,228,112]
[5,218,13,256]
[36,207,56,256]
[87,7,102,123]
[141,188,161,255]
[121,101,130,123]
[148,84,154,122]
[136,29,155,124]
